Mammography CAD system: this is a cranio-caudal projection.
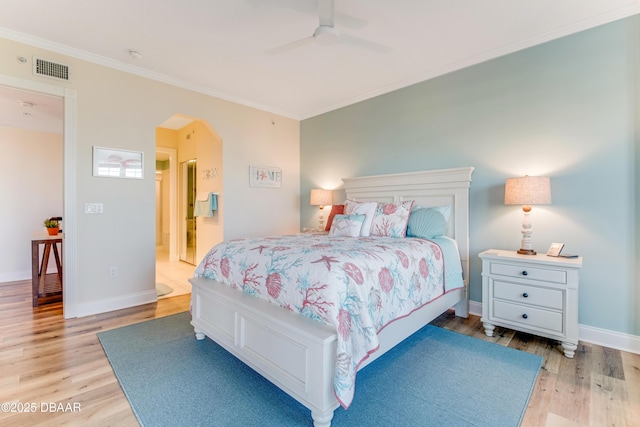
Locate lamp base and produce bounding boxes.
[517,249,537,255]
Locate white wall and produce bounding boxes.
[0,36,300,317]
[0,125,63,282]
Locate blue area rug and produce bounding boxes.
[98,312,542,426]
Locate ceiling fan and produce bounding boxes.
[266,0,391,55]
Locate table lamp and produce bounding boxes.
[504,175,551,255]
[310,189,332,230]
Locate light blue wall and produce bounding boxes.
[301,17,639,336]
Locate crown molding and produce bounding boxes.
[2,1,638,122]
[0,27,300,120]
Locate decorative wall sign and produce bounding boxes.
[249,165,282,188]
[202,167,218,180]
[93,146,143,179]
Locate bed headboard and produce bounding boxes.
[342,167,474,286]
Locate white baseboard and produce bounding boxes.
[469,300,482,317]
[0,265,63,284]
[578,324,640,355]
[0,271,30,283]
[469,300,639,355]
[74,290,157,318]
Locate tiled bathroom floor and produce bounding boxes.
[156,248,194,299]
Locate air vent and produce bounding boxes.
[33,56,69,81]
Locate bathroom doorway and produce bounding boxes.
[155,115,223,299]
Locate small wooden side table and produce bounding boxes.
[31,233,63,307]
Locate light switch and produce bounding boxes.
[85,203,103,214]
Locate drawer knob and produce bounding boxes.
[522,271,528,276]
[522,314,528,319]
[522,293,529,298]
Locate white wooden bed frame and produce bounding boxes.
[189,167,474,426]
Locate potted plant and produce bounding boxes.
[44,218,59,236]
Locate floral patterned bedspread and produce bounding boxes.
[194,233,463,408]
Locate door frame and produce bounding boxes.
[0,74,78,318]
[156,147,178,261]
[179,159,197,264]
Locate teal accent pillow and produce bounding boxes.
[406,207,448,238]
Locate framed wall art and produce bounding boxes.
[93,146,143,179]
[249,165,282,188]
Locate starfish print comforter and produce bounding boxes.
[194,233,463,408]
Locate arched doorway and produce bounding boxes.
[155,115,223,298]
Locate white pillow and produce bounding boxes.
[371,200,414,238]
[344,200,378,236]
[329,214,366,237]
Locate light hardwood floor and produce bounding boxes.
[0,279,638,426]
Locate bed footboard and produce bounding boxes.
[190,277,467,426]
[190,277,340,426]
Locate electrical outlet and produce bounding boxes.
[109,267,117,278]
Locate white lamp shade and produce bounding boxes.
[504,176,551,205]
[310,189,332,207]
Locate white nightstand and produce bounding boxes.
[479,249,582,358]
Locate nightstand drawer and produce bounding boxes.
[493,281,563,310]
[493,300,563,333]
[490,262,567,284]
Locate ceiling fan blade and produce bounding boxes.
[317,0,335,27]
[265,36,315,55]
[340,33,392,54]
